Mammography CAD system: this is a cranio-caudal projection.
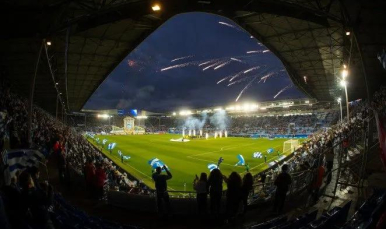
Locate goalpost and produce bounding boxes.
[283,139,300,154]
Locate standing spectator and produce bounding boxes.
[273,164,292,214]
[193,172,208,216]
[84,158,96,197]
[95,163,107,200]
[325,140,334,185]
[57,149,66,184]
[241,173,253,215]
[310,163,325,203]
[224,172,242,219]
[260,172,267,188]
[29,166,41,190]
[152,165,172,217]
[207,169,223,217]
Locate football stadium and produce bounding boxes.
[2,1,386,229]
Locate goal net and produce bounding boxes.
[283,139,300,154]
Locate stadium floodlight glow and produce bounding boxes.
[260,107,267,110]
[97,114,110,119]
[305,100,310,104]
[337,97,342,103]
[151,4,161,11]
[346,31,350,36]
[136,116,148,119]
[341,69,348,79]
[172,112,176,116]
[226,106,235,111]
[340,80,347,87]
[214,107,223,111]
[179,110,192,116]
[46,41,52,46]
[56,82,59,85]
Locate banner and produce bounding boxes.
[148,158,168,170]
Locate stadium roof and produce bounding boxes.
[1,0,385,114]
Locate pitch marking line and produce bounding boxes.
[190,143,256,157]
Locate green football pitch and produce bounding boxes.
[88,134,291,191]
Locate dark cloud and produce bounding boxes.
[84,13,306,112]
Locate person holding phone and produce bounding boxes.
[193,173,208,216]
[152,165,172,217]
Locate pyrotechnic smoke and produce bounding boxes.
[183,112,208,130]
[209,110,230,131]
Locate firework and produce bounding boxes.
[273,84,293,98]
[214,60,231,70]
[258,72,275,83]
[198,60,216,66]
[171,55,193,62]
[263,50,270,53]
[229,70,246,82]
[230,58,242,62]
[246,50,260,54]
[219,21,235,28]
[243,66,260,74]
[203,61,223,71]
[235,76,259,102]
[161,63,192,71]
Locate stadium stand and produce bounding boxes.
[1,82,386,228]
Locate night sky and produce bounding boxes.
[84,13,306,112]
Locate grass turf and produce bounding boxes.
[88,134,291,191]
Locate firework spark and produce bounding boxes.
[230,58,242,62]
[214,61,231,70]
[219,21,235,28]
[229,70,246,82]
[246,50,260,54]
[171,55,193,62]
[274,84,293,98]
[203,61,223,71]
[198,60,215,66]
[243,66,260,74]
[258,72,275,83]
[235,76,259,102]
[161,63,193,71]
[262,50,270,53]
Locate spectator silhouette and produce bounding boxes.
[95,163,107,200]
[224,172,242,219]
[152,165,172,217]
[193,172,208,216]
[273,164,292,214]
[84,158,96,197]
[241,172,253,215]
[207,168,223,217]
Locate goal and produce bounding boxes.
[283,139,300,154]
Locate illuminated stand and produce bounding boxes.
[123,117,135,134]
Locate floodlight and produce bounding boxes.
[152,4,161,11]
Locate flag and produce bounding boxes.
[123,156,131,160]
[253,152,263,158]
[107,143,116,150]
[102,139,108,145]
[208,163,218,171]
[148,158,168,170]
[267,148,274,154]
[4,149,45,177]
[374,111,386,167]
[235,154,245,166]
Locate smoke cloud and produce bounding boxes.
[183,112,207,130]
[209,110,230,131]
